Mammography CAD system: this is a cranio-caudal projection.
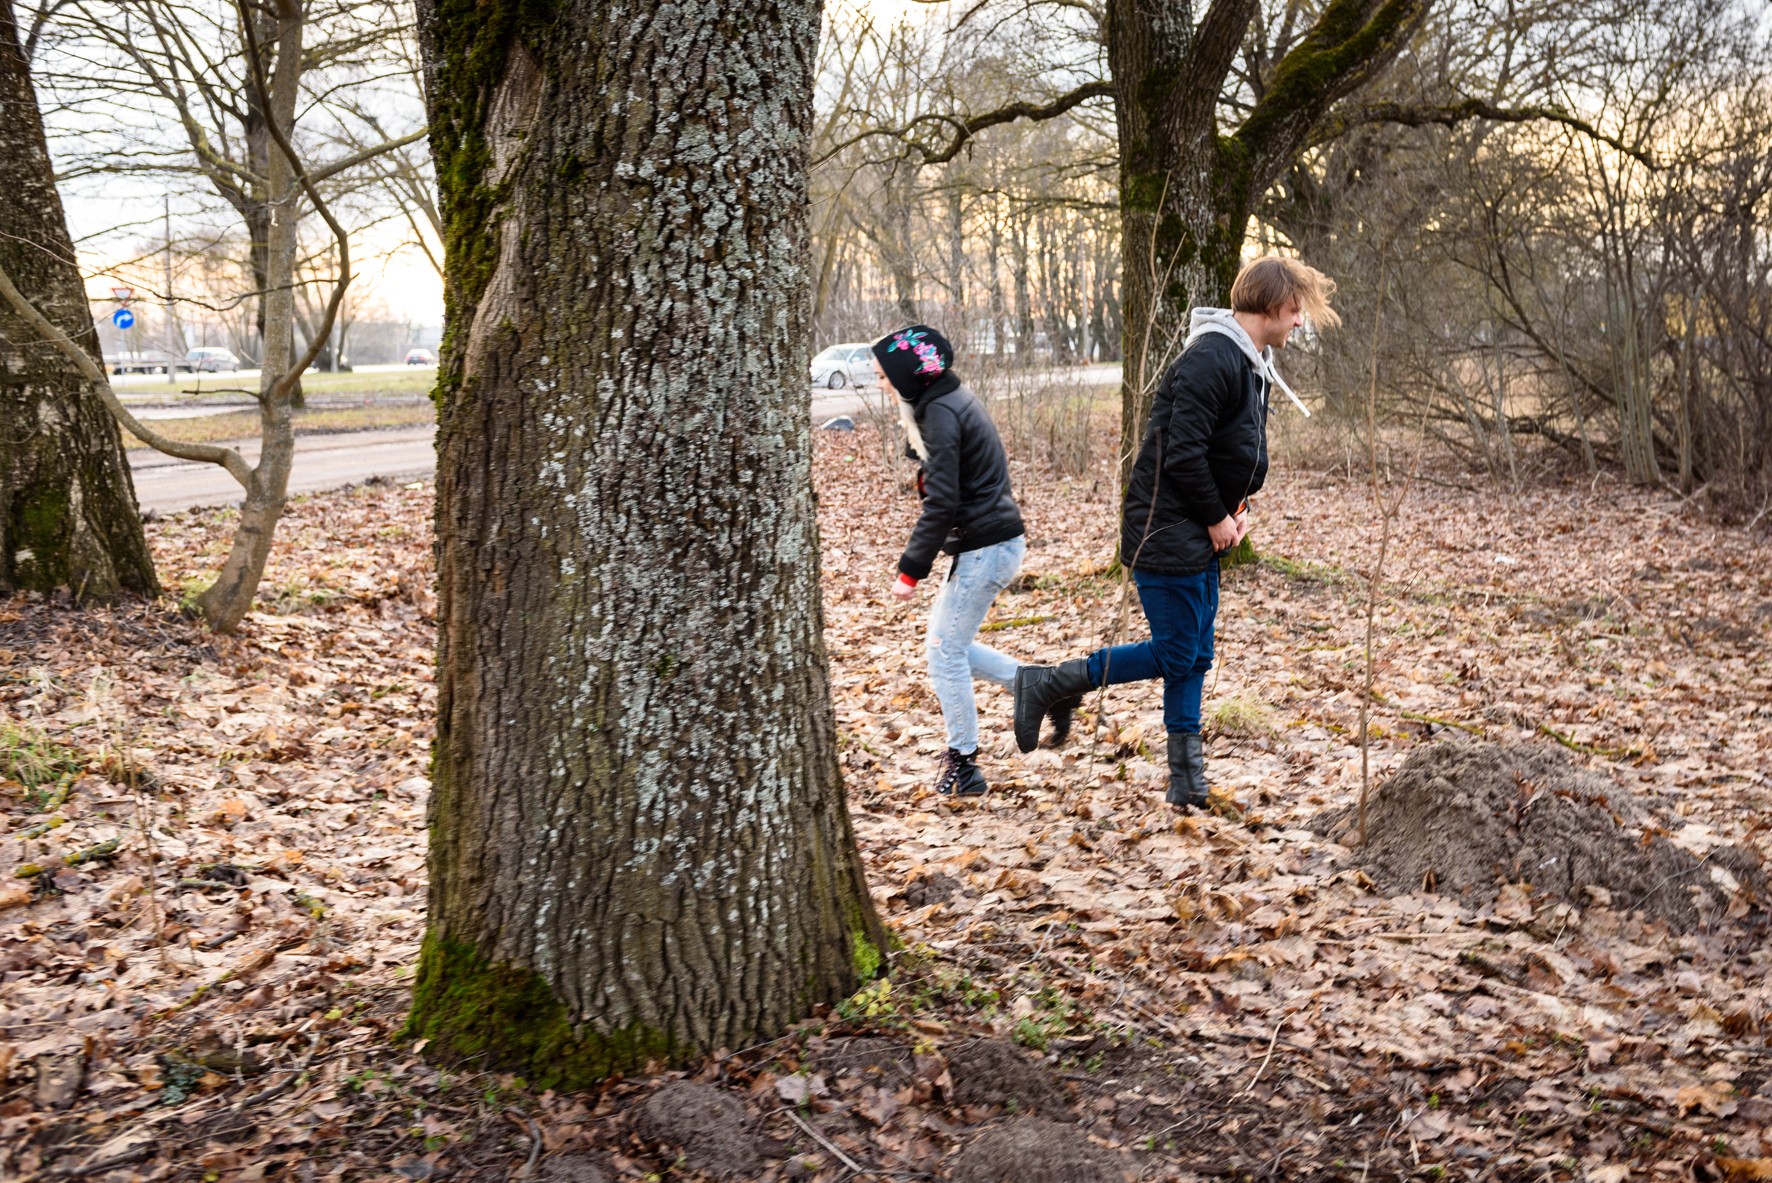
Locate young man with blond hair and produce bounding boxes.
[1013,256,1339,808]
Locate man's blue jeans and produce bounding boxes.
[926,536,1025,754]
[1086,565,1219,734]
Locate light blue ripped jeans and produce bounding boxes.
[926,535,1026,754]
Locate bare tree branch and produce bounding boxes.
[236,0,350,404]
[812,79,1113,168]
[307,125,427,184]
[0,259,253,487]
[23,0,74,59]
[1235,0,1432,192]
[1309,97,1658,166]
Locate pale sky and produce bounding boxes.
[59,0,949,330]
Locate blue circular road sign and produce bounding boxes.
[112,308,136,330]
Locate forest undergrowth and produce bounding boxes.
[2,417,1769,1182]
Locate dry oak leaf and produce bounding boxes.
[1713,1161,1772,1182]
[1674,1081,1738,1117]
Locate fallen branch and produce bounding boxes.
[1235,1015,1286,1098]
[153,945,280,1018]
[979,614,1051,632]
[1536,723,1641,761]
[15,836,122,878]
[780,1105,874,1177]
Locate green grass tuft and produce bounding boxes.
[1207,695,1277,738]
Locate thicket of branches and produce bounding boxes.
[810,0,1772,518]
[18,0,1772,521]
[809,2,1119,363]
[28,0,432,369]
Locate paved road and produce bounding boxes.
[131,427,437,514]
[113,362,428,388]
[130,397,876,514]
[130,366,1126,513]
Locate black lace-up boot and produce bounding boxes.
[934,747,988,797]
[1165,732,1210,809]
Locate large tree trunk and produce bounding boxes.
[1107,0,1255,478]
[1105,0,1426,482]
[408,0,887,1086]
[0,0,156,600]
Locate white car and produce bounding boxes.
[809,342,874,390]
[182,347,240,373]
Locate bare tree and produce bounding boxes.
[31,0,424,629]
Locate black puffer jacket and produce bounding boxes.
[897,378,1025,580]
[1121,330,1269,575]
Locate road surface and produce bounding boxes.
[131,427,437,514]
[129,366,1125,513]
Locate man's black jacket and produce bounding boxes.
[1121,331,1269,574]
[897,380,1025,581]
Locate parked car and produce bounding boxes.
[106,349,181,375]
[809,342,874,390]
[404,348,436,365]
[182,347,240,373]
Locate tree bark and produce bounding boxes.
[0,0,156,601]
[409,0,887,1086]
[1106,0,1427,481]
[194,0,304,633]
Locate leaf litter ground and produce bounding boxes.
[1,420,1770,1182]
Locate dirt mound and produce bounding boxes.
[631,1081,759,1179]
[946,1038,1068,1114]
[1311,741,1764,933]
[948,1118,1128,1183]
[535,1155,612,1183]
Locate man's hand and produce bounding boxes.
[1232,505,1249,546]
[889,574,918,601]
[1208,515,1241,552]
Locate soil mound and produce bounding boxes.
[631,1081,759,1179]
[946,1038,1068,1114]
[949,1118,1128,1183]
[535,1155,611,1183]
[1310,741,1763,933]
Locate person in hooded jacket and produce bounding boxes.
[1011,257,1339,808]
[879,325,1026,797]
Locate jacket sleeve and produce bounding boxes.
[897,404,961,580]
[1157,344,1236,525]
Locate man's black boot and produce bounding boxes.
[1013,659,1094,753]
[1165,732,1210,809]
[934,748,988,797]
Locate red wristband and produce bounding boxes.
[896,574,918,589]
